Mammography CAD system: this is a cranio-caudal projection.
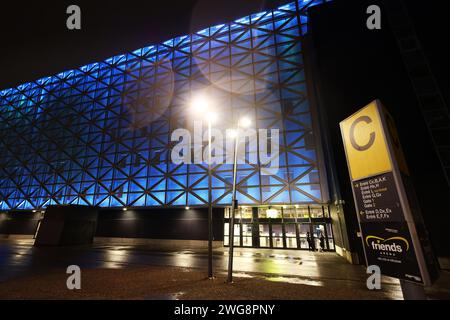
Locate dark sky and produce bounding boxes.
[0,0,448,101]
[0,0,293,90]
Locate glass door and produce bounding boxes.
[224,222,230,246]
[298,223,311,250]
[233,223,241,246]
[312,223,334,251]
[312,224,324,251]
[285,224,298,249]
[259,224,270,247]
[271,224,284,248]
[223,222,241,246]
[242,223,252,247]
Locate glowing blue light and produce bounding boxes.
[142,45,157,56]
[0,0,329,209]
[279,3,296,11]
[210,24,226,34]
[197,28,209,36]
[105,56,115,64]
[164,39,174,47]
[251,11,268,22]
[173,35,189,46]
[235,16,250,25]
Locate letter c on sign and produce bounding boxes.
[349,116,375,151]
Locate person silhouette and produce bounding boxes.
[306,232,314,251]
[319,233,325,252]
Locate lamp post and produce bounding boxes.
[227,117,251,283]
[191,95,216,279]
[206,112,215,279]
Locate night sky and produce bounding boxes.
[0,0,448,105]
[0,0,293,90]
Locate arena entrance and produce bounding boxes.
[223,205,335,251]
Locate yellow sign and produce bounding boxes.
[340,101,392,181]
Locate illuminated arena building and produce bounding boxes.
[1,0,449,263]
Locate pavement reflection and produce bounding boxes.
[0,239,402,299]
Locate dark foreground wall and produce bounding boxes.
[1,207,225,242]
[0,211,41,236]
[96,207,225,241]
[308,0,450,257]
[35,205,98,246]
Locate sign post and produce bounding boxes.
[340,100,439,298]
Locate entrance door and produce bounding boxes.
[312,223,334,251]
[232,223,241,246]
[242,223,252,247]
[259,224,270,247]
[312,224,324,251]
[271,224,284,248]
[224,217,335,251]
[224,223,241,246]
[284,224,298,249]
[298,223,310,250]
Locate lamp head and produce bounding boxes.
[239,117,251,128]
[191,94,209,113]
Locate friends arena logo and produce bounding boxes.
[365,236,410,254]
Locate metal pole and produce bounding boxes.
[207,119,214,279]
[227,125,240,283]
[400,280,427,300]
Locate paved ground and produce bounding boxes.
[0,239,449,299]
[0,265,404,300]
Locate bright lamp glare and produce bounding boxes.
[227,129,238,138]
[240,117,251,128]
[207,112,218,123]
[191,95,209,113]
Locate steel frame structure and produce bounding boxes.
[0,0,331,211]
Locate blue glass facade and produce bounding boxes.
[0,0,331,211]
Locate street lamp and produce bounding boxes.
[227,116,251,283]
[191,94,216,279]
[191,95,209,113]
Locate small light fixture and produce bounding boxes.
[185,206,190,210]
[122,208,128,211]
[32,210,37,213]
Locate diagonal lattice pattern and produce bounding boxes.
[0,0,330,210]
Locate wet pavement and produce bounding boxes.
[0,239,395,284]
[0,239,448,299]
